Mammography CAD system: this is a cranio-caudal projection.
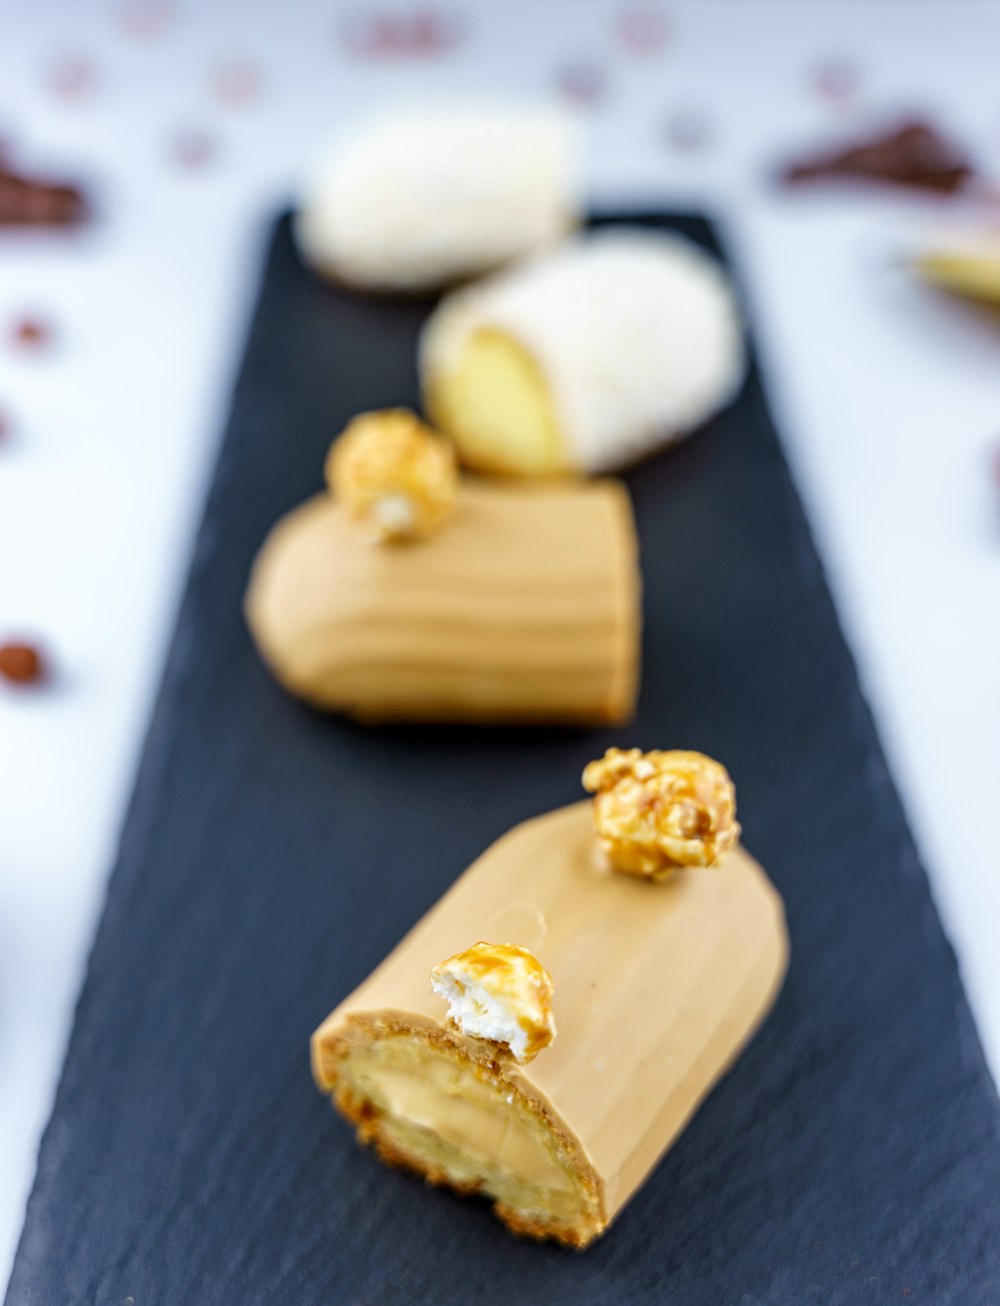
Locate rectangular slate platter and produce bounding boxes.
[8,212,1000,1306]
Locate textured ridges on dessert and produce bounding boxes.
[312,803,787,1244]
[599,888,788,1213]
[245,480,639,724]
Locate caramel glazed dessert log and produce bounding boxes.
[313,750,789,1247]
[245,410,640,725]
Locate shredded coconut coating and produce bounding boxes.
[582,748,740,879]
[430,941,556,1064]
[421,227,745,472]
[326,409,457,542]
[296,105,579,292]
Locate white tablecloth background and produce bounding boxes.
[2,0,999,1287]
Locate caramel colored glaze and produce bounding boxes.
[312,802,789,1245]
[245,480,640,725]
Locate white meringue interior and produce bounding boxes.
[431,969,532,1063]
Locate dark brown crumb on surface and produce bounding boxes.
[0,151,89,227]
[10,316,54,349]
[0,643,45,684]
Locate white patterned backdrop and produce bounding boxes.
[1,0,998,1288]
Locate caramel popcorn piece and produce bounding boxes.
[325,408,457,542]
[430,941,556,1064]
[582,747,740,879]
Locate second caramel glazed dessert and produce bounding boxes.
[245,410,640,724]
[313,750,788,1247]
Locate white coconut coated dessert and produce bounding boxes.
[296,104,580,294]
[421,227,746,476]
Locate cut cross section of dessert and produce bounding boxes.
[312,750,788,1246]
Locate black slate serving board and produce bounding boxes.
[8,213,1000,1306]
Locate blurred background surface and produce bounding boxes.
[1,0,999,1287]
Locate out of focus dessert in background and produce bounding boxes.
[295,104,579,294]
[421,228,744,476]
[271,112,753,722]
[912,233,1000,307]
[245,409,640,724]
[312,748,787,1246]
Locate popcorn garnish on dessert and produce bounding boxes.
[430,941,556,1064]
[312,793,787,1246]
[326,408,457,542]
[583,748,740,879]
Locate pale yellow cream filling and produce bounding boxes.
[428,327,570,477]
[341,1036,577,1201]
